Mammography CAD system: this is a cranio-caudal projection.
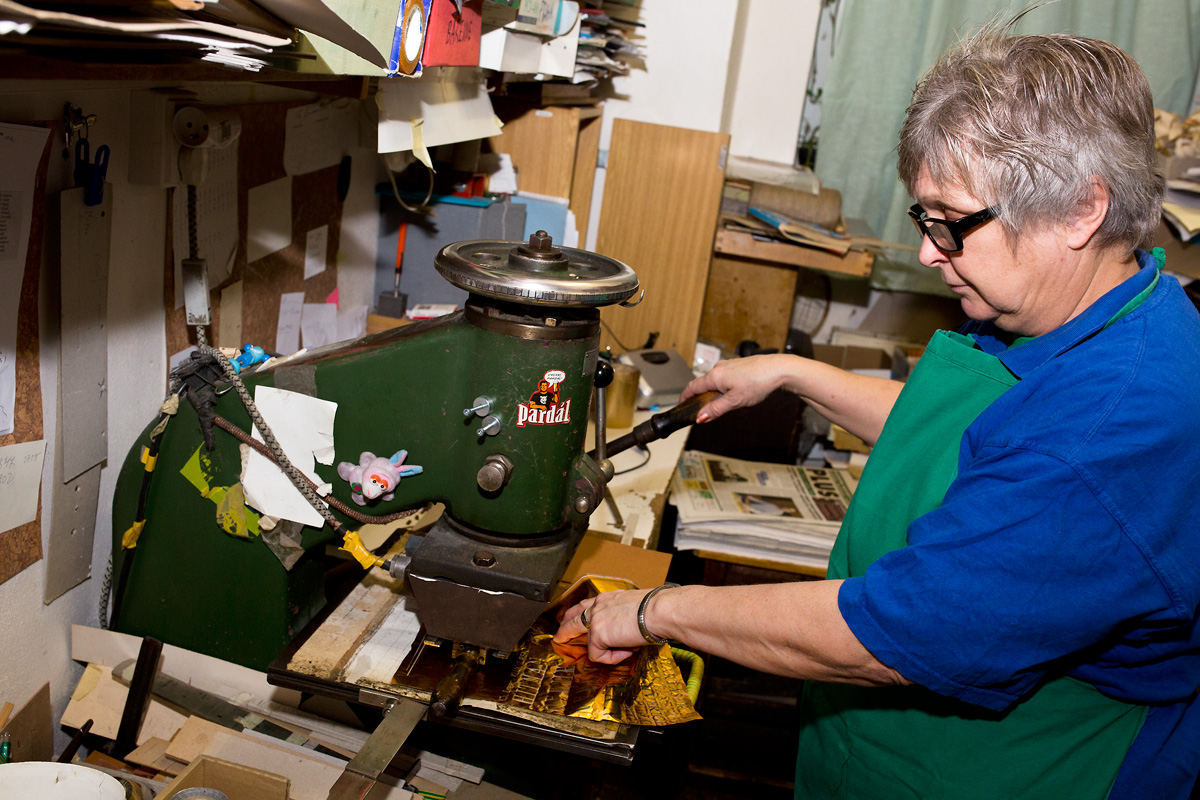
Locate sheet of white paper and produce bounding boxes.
[171,144,239,308]
[344,595,421,684]
[481,152,518,194]
[276,292,305,355]
[377,68,503,155]
[304,224,329,280]
[0,0,291,45]
[0,123,49,436]
[284,102,360,177]
[0,439,46,534]
[241,386,337,528]
[300,302,337,349]
[247,177,292,263]
[169,345,198,373]
[337,303,370,342]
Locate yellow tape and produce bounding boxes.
[339,530,385,570]
[141,448,158,472]
[122,519,146,549]
[411,118,434,172]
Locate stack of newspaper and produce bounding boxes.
[670,451,858,570]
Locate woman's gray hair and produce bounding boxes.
[897,19,1163,252]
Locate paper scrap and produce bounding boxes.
[169,346,198,373]
[171,143,239,308]
[276,292,304,355]
[247,177,293,263]
[0,438,46,534]
[304,224,329,280]
[377,70,503,155]
[0,123,50,436]
[241,386,337,528]
[337,304,369,342]
[300,302,337,349]
[284,102,359,177]
[219,280,244,349]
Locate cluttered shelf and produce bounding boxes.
[0,0,642,85]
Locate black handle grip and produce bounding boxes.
[595,391,719,460]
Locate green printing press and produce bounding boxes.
[108,233,664,690]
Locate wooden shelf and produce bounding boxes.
[713,228,874,278]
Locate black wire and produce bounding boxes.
[614,445,652,475]
[599,316,634,353]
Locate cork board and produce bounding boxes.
[165,102,344,358]
[0,126,51,586]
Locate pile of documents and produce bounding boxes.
[1163,176,1200,240]
[670,450,858,570]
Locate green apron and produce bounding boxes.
[795,260,1163,799]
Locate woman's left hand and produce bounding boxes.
[553,588,661,665]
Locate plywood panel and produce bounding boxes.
[490,106,593,199]
[698,255,798,354]
[569,114,601,245]
[596,121,730,364]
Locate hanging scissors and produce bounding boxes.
[74,137,110,207]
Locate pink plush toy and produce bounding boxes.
[337,450,423,506]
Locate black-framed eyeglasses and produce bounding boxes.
[907,204,998,253]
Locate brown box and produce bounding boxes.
[155,755,289,800]
[811,343,893,373]
[555,536,672,599]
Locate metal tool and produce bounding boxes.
[325,696,426,800]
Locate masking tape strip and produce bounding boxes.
[411,118,434,171]
[122,519,146,549]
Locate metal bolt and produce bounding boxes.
[473,550,496,567]
[574,495,593,514]
[463,396,491,417]
[527,230,553,251]
[477,454,514,492]
[477,415,501,437]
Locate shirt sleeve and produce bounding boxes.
[838,443,1178,712]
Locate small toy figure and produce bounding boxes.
[230,344,269,374]
[337,450,424,505]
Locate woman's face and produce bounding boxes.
[912,168,1072,336]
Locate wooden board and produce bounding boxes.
[61,663,188,745]
[569,113,602,245]
[0,125,51,586]
[595,120,730,365]
[698,255,799,353]
[4,682,53,763]
[713,228,874,278]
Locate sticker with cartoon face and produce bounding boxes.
[517,369,571,428]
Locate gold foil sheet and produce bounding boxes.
[377,576,701,737]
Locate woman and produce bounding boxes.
[556,22,1200,800]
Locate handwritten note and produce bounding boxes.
[0,123,51,436]
[275,292,304,355]
[301,302,337,349]
[0,439,46,535]
[283,102,358,177]
[304,224,329,280]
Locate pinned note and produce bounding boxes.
[0,439,46,535]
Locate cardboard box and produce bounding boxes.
[555,536,672,599]
[812,343,893,373]
[155,755,289,800]
[830,424,871,455]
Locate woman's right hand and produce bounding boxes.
[679,354,793,424]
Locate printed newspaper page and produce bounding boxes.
[670,450,858,568]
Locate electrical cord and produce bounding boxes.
[613,445,651,475]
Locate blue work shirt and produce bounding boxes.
[838,251,1200,799]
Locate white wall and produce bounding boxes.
[724,0,820,166]
[0,81,380,751]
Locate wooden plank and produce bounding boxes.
[595,120,730,365]
[4,682,53,763]
[61,663,188,745]
[570,113,602,245]
[713,229,874,278]
[490,106,581,199]
[698,255,799,353]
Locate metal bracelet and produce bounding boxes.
[637,583,680,645]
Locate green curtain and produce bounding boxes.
[816,0,1200,294]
